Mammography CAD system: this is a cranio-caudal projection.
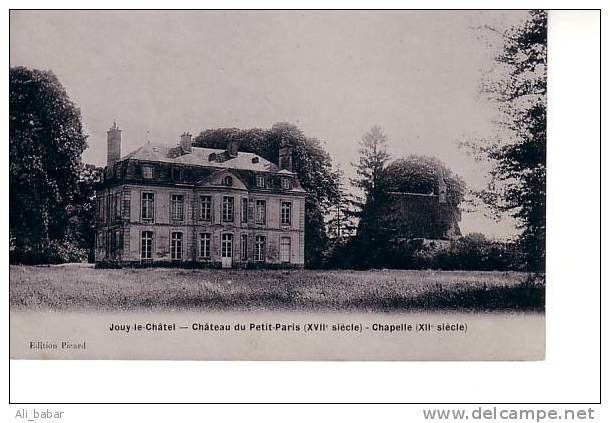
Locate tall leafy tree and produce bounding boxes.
[350,125,391,208]
[71,164,104,262]
[194,122,341,268]
[465,10,547,271]
[326,166,358,240]
[349,125,391,266]
[10,67,88,263]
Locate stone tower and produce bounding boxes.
[107,122,122,167]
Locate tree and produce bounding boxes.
[71,164,104,262]
[349,125,391,267]
[465,10,547,271]
[350,126,391,208]
[10,67,88,263]
[194,122,341,268]
[326,167,358,240]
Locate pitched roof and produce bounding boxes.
[121,142,288,173]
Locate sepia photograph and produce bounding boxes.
[9,9,547,360]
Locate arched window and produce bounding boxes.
[224,175,233,186]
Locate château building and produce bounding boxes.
[95,123,306,268]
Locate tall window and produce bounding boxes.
[241,198,248,223]
[280,237,291,263]
[113,230,122,251]
[221,233,233,258]
[141,192,154,222]
[97,232,104,249]
[256,175,265,188]
[241,234,248,260]
[200,195,212,220]
[199,233,211,259]
[255,200,266,225]
[281,201,292,226]
[114,193,121,220]
[141,231,153,260]
[255,236,266,262]
[97,197,104,222]
[106,230,112,258]
[222,196,234,222]
[171,232,183,261]
[100,198,104,221]
[109,194,115,221]
[171,194,184,221]
[107,230,121,257]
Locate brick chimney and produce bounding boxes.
[278,139,293,172]
[107,121,121,167]
[226,139,239,158]
[180,132,192,153]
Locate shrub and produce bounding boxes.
[326,233,526,271]
[10,238,88,265]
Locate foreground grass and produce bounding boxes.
[9,264,544,312]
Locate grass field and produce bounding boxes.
[9,264,545,312]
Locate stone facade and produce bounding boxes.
[384,192,462,240]
[383,170,461,240]
[95,125,306,268]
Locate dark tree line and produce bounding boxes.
[463,10,547,272]
[10,67,100,264]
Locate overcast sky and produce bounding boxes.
[10,10,530,238]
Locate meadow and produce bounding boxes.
[9,264,544,312]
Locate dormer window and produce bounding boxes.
[223,175,233,186]
[172,168,182,181]
[281,177,291,190]
[256,175,265,188]
[142,165,153,179]
[252,157,259,164]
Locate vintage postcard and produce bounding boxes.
[9,10,546,360]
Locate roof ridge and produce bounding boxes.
[118,142,280,173]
